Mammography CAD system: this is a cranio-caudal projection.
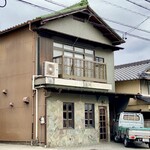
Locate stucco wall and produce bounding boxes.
[95,48,115,92]
[46,92,110,147]
[0,27,36,142]
[115,80,140,94]
[43,16,112,46]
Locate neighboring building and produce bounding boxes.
[115,60,150,127]
[0,0,130,147]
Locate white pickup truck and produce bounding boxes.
[113,112,150,147]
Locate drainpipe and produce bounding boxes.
[35,36,40,143]
[28,21,37,145]
[35,88,39,143]
[28,21,40,144]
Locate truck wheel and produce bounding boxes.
[124,138,130,147]
[114,135,119,142]
[148,143,150,148]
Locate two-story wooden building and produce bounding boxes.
[0,0,129,147]
[115,60,150,127]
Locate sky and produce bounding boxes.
[0,0,150,65]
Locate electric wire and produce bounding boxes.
[44,0,67,8]
[100,0,149,17]
[16,0,150,41]
[126,17,150,33]
[145,0,150,3]
[17,0,55,12]
[126,0,150,11]
[0,0,7,7]
[114,28,150,41]
[103,17,150,34]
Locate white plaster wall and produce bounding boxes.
[43,16,112,45]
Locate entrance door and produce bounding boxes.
[99,106,108,141]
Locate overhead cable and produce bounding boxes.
[44,0,67,8]
[17,0,55,12]
[126,17,150,33]
[0,0,7,7]
[145,0,150,2]
[100,0,149,17]
[103,17,150,34]
[16,0,150,42]
[114,28,150,41]
[126,0,150,11]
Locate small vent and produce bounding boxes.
[43,61,58,77]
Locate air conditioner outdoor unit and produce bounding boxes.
[43,61,58,77]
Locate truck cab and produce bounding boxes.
[118,112,144,128]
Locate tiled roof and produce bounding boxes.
[115,59,150,81]
[41,0,88,19]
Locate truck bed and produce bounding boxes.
[129,128,150,137]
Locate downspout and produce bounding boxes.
[28,21,40,144]
[35,36,40,143]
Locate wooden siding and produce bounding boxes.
[39,36,53,74]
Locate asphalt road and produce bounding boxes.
[0,142,149,150]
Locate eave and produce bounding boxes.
[36,28,123,51]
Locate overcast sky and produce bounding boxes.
[0,0,150,65]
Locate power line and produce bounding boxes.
[114,28,150,41]
[17,0,55,12]
[126,17,150,33]
[103,17,150,34]
[16,0,150,42]
[145,0,150,2]
[0,0,7,7]
[44,0,67,8]
[126,0,150,11]
[100,0,149,17]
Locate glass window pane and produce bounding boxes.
[63,104,67,111]
[89,120,93,125]
[69,112,72,119]
[85,55,93,61]
[85,112,88,119]
[64,52,73,57]
[53,50,63,57]
[68,104,72,111]
[75,47,84,53]
[85,104,88,111]
[85,120,88,125]
[88,104,92,111]
[68,120,73,127]
[63,120,67,127]
[85,49,93,55]
[64,45,73,51]
[63,112,67,119]
[54,42,63,48]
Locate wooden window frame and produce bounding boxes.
[63,102,74,129]
[85,103,95,128]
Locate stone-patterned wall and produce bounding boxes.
[46,92,109,147]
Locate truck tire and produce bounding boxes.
[148,143,150,148]
[124,138,130,147]
[114,135,120,142]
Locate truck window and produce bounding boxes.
[123,114,140,121]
